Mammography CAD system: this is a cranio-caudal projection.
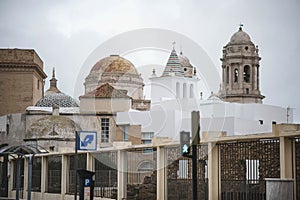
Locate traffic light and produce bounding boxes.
[180,131,190,156]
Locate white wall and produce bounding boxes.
[150,76,200,102]
[117,98,290,140]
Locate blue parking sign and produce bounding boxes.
[84,178,91,187]
[77,131,97,150]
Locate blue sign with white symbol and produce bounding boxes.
[84,178,91,187]
[77,131,97,150]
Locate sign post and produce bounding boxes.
[75,131,97,200]
[191,111,200,200]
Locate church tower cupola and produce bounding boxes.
[219,25,265,103]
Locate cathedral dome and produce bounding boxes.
[90,55,138,75]
[230,27,252,44]
[84,55,144,99]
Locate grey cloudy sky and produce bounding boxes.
[1,0,300,122]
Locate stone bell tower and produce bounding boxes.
[219,26,265,103]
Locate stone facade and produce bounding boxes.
[0,49,47,116]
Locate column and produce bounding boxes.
[208,142,219,200]
[239,64,243,90]
[279,137,293,179]
[41,156,47,199]
[61,155,67,200]
[23,157,28,199]
[8,159,14,198]
[253,65,257,90]
[157,146,166,200]
[228,65,232,90]
[117,150,127,200]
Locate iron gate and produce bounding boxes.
[93,151,118,199]
[219,139,280,200]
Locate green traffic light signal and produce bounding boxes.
[180,131,190,156]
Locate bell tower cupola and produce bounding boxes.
[219,25,265,103]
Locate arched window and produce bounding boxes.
[176,82,180,98]
[244,65,250,83]
[138,161,154,172]
[234,68,239,82]
[183,83,187,98]
[190,84,194,98]
[226,66,229,84]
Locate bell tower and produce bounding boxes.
[219,26,265,103]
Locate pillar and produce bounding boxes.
[23,156,28,199]
[208,142,219,200]
[61,155,67,200]
[117,150,127,200]
[8,159,13,198]
[157,146,166,200]
[279,137,293,179]
[86,152,93,171]
[41,156,47,199]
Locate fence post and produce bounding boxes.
[117,150,127,200]
[208,142,219,200]
[41,156,47,199]
[24,156,28,199]
[157,146,165,200]
[61,154,67,200]
[279,137,293,179]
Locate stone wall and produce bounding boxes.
[0,49,43,69]
[220,140,280,194]
[0,49,46,115]
[127,171,157,200]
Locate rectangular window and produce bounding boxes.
[177,160,188,179]
[101,118,110,143]
[13,158,24,190]
[141,132,154,144]
[47,156,62,193]
[246,159,259,184]
[32,157,41,191]
[123,125,128,141]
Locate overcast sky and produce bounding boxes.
[1,0,300,122]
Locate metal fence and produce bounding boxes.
[67,154,87,194]
[126,147,157,200]
[93,151,118,199]
[219,139,280,200]
[166,145,208,200]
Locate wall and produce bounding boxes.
[80,98,131,113]
[0,49,46,115]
